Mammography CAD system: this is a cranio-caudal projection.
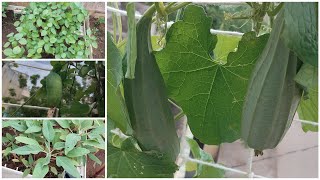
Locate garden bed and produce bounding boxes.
[2,3,105,59]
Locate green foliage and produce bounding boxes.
[2,119,105,178]
[3,2,98,59]
[18,74,27,88]
[2,2,8,17]
[30,74,40,86]
[8,88,16,97]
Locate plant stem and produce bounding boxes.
[166,2,191,15]
[113,2,123,44]
[155,2,166,17]
[267,2,284,16]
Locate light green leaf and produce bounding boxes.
[155,5,269,144]
[3,48,13,57]
[65,133,81,154]
[22,169,31,178]
[15,136,42,149]
[77,14,84,22]
[3,42,10,48]
[11,145,43,155]
[25,125,42,133]
[41,30,47,36]
[187,138,224,177]
[125,2,137,79]
[55,120,70,128]
[43,121,55,142]
[13,46,21,55]
[213,34,241,64]
[107,142,177,178]
[33,158,49,178]
[51,167,58,175]
[66,147,90,157]
[295,63,318,132]
[56,156,81,178]
[53,142,65,150]
[14,33,23,40]
[83,140,105,149]
[18,38,27,45]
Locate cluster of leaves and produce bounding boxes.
[3,2,98,59]
[2,119,105,178]
[3,61,105,117]
[18,74,27,88]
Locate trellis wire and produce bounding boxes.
[107,6,244,36]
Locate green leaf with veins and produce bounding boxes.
[107,32,132,135]
[107,142,177,178]
[213,34,241,64]
[295,63,318,132]
[155,5,269,144]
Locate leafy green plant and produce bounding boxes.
[2,2,8,17]
[3,61,105,117]
[30,74,40,86]
[2,119,105,178]
[18,74,27,88]
[3,2,98,59]
[8,88,16,97]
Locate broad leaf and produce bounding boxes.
[187,138,224,177]
[32,158,49,178]
[55,120,70,128]
[107,32,132,135]
[107,142,177,178]
[213,34,241,64]
[295,63,318,132]
[155,5,269,144]
[88,153,102,165]
[65,133,81,154]
[66,147,90,157]
[11,145,43,155]
[56,156,81,178]
[282,3,318,66]
[15,136,42,149]
[42,120,55,142]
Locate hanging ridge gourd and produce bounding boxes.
[124,6,180,161]
[241,10,302,155]
[46,72,62,107]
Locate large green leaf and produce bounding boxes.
[66,147,90,157]
[295,63,318,132]
[107,32,132,134]
[282,3,318,66]
[187,138,224,178]
[32,158,49,178]
[155,5,269,144]
[107,142,177,178]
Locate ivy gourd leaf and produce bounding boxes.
[88,153,102,165]
[295,63,318,132]
[107,32,132,135]
[77,13,84,22]
[187,138,224,177]
[3,48,13,57]
[213,34,241,64]
[107,142,177,178]
[56,156,81,178]
[282,2,318,66]
[55,120,70,128]
[25,125,42,133]
[32,158,49,178]
[155,5,269,144]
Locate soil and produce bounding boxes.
[2,127,64,178]
[89,16,105,59]
[86,150,105,178]
[2,11,18,58]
